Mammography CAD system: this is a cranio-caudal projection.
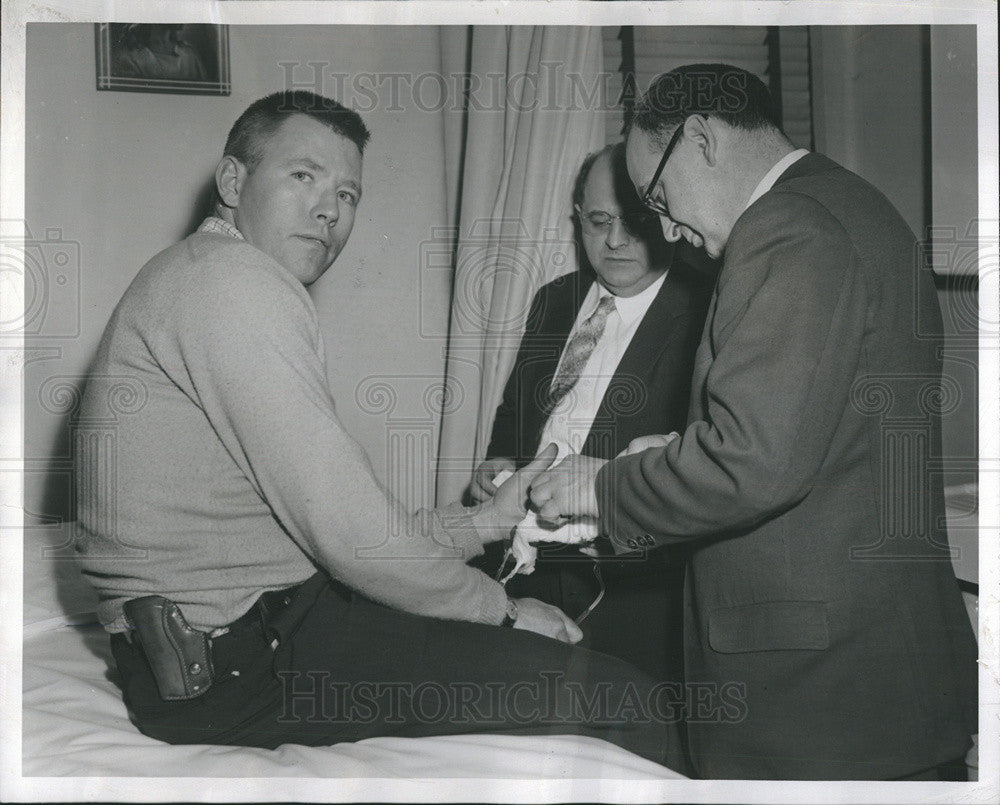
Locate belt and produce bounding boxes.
[210,582,306,639]
[120,581,305,642]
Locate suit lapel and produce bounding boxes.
[586,270,686,444]
[544,271,592,346]
[602,271,683,395]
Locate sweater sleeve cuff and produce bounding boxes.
[476,573,509,625]
[431,502,509,625]
[433,501,490,560]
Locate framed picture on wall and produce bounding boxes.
[95,23,230,95]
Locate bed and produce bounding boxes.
[20,531,681,784]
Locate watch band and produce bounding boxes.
[501,596,518,627]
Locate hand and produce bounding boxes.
[468,457,516,502]
[530,453,606,522]
[616,432,679,458]
[473,443,559,541]
[511,597,583,644]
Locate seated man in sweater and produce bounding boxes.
[469,143,714,681]
[74,90,683,769]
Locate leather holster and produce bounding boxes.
[122,596,215,701]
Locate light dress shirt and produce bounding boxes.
[744,148,810,211]
[537,269,669,463]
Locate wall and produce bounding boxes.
[24,23,453,542]
[928,26,979,498]
[811,25,928,236]
[811,25,978,493]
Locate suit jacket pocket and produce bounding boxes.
[708,601,830,653]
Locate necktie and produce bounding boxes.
[547,294,616,410]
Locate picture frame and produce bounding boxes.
[95,23,230,96]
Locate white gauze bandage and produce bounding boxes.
[491,465,599,584]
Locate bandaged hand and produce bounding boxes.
[493,454,600,583]
[529,453,607,522]
[473,444,558,542]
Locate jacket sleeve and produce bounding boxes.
[596,193,870,550]
[164,246,507,624]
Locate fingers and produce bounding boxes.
[472,458,516,502]
[537,499,565,524]
[530,468,559,517]
[468,471,496,502]
[512,598,583,644]
[624,432,681,456]
[529,474,550,508]
[518,442,558,485]
[469,483,492,503]
[557,611,584,644]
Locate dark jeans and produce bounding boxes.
[111,572,690,773]
[503,544,687,682]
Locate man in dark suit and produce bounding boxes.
[468,142,714,681]
[530,64,978,780]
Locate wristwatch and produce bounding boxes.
[500,596,519,628]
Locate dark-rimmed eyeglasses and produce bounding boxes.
[575,206,657,237]
[640,120,686,218]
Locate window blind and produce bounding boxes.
[602,26,813,150]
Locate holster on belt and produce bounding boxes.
[123,596,214,701]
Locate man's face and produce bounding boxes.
[229,113,362,285]
[626,127,720,259]
[578,152,666,298]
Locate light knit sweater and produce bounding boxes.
[75,220,508,632]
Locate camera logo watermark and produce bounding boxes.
[0,221,81,339]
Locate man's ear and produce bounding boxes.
[215,155,247,209]
[684,115,719,168]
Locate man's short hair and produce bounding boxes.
[571,143,618,210]
[630,63,782,146]
[572,142,648,217]
[223,91,371,170]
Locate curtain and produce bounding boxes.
[435,26,605,505]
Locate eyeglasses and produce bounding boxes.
[576,207,657,236]
[640,120,686,218]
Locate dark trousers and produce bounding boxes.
[483,542,687,682]
[111,572,689,773]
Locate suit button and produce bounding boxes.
[642,535,654,547]
[189,662,202,675]
[627,538,638,549]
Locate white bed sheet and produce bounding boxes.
[23,621,677,780]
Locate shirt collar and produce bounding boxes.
[198,216,245,240]
[596,269,668,328]
[743,148,810,211]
